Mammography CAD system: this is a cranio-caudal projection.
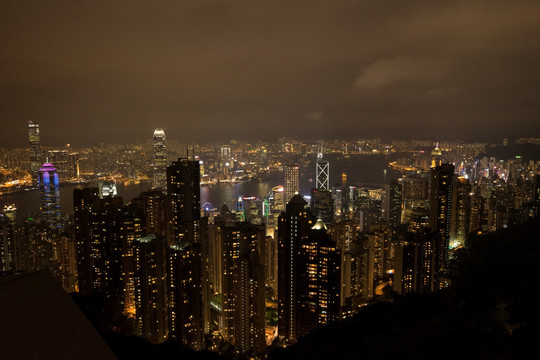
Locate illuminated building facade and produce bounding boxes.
[284,164,300,203]
[0,212,15,271]
[431,143,443,168]
[99,181,117,198]
[167,243,204,350]
[28,121,41,183]
[310,189,333,224]
[277,194,315,342]
[450,176,471,249]
[152,128,167,192]
[73,188,124,296]
[166,157,205,350]
[38,163,62,229]
[167,158,201,246]
[401,174,429,224]
[394,230,439,295]
[429,163,455,286]
[316,156,329,190]
[296,220,341,338]
[134,234,167,343]
[384,179,403,228]
[219,222,266,354]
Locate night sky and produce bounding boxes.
[1,0,540,147]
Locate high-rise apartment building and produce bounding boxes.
[167,158,201,246]
[310,189,333,224]
[394,230,439,295]
[401,174,429,224]
[166,157,206,350]
[219,222,266,355]
[73,188,124,296]
[384,179,403,228]
[134,234,168,343]
[277,194,315,343]
[429,163,455,287]
[153,128,167,192]
[450,176,471,249]
[296,219,341,338]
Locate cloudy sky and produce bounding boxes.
[1,0,539,147]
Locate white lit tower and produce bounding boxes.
[152,128,167,192]
[316,144,329,190]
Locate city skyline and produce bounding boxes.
[1,1,540,147]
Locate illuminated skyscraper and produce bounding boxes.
[431,143,443,168]
[401,174,429,224]
[450,176,471,249]
[393,229,439,295]
[134,234,167,343]
[38,163,62,228]
[429,163,455,287]
[167,158,201,246]
[73,188,124,296]
[296,219,341,338]
[0,210,15,271]
[28,121,41,184]
[284,164,300,203]
[220,222,266,355]
[310,189,333,224]
[384,179,402,228]
[153,128,167,192]
[166,158,205,349]
[316,154,329,190]
[278,194,315,343]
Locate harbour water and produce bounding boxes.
[0,154,402,222]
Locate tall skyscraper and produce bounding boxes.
[384,179,403,228]
[38,163,62,229]
[73,188,124,296]
[284,164,300,203]
[0,211,15,271]
[310,189,333,224]
[316,154,329,190]
[450,176,471,249]
[431,143,443,168]
[167,158,201,246]
[28,121,41,184]
[429,163,455,287]
[278,194,315,343]
[134,234,167,343]
[167,243,204,350]
[401,174,429,224]
[393,229,439,295]
[153,128,167,192]
[166,157,205,350]
[222,222,266,356]
[296,219,341,338]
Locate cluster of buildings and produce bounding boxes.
[1,124,540,358]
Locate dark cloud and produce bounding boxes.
[1,0,539,147]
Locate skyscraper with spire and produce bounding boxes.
[152,128,167,192]
[28,121,41,184]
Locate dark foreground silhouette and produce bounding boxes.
[72,217,540,359]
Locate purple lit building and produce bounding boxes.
[38,163,62,228]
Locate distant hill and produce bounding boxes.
[268,217,540,360]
